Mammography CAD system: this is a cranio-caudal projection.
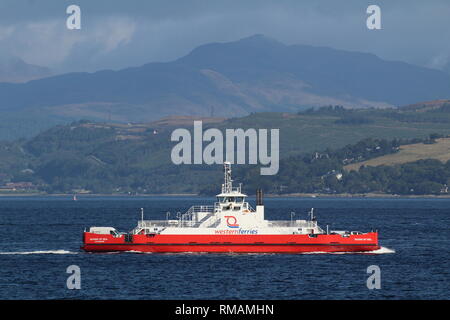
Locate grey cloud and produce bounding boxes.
[0,0,449,73]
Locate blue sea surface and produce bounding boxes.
[0,196,448,299]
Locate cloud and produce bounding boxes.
[427,53,450,71]
[0,0,449,74]
[91,17,136,54]
[0,16,136,70]
[0,25,14,41]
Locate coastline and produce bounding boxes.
[265,192,450,198]
[1,192,450,199]
[0,193,197,197]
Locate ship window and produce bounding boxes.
[233,206,241,211]
[227,197,235,202]
[236,197,243,203]
[111,230,120,237]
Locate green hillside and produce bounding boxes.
[345,138,450,171]
[2,104,450,194]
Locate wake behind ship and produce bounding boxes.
[82,163,380,253]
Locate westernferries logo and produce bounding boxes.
[225,216,239,228]
[214,216,258,235]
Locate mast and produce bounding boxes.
[222,162,233,193]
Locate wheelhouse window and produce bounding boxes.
[217,196,244,203]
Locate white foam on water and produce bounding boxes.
[300,251,328,255]
[367,246,396,254]
[83,247,396,256]
[0,250,77,255]
[124,250,151,254]
[329,246,395,255]
[288,246,396,255]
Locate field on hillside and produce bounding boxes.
[344,138,450,171]
[219,112,450,157]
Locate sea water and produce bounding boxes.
[0,196,448,299]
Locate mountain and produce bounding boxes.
[0,56,52,83]
[178,35,450,107]
[1,35,450,140]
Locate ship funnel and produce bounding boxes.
[256,188,264,206]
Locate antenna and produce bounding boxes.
[141,208,144,223]
[222,162,233,193]
[309,208,315,221]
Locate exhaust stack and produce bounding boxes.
[256,188,263,206]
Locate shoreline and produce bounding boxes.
[1,192,450,199]
[266,192,450,198]
[0,193,197,197]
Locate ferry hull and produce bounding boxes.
[82,232,379,253]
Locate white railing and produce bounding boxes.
[185,205,215,215]
[134,201,257,231]
[267,220,317,228]
[137,220,168,228]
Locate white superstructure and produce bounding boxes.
[129,162,325,236]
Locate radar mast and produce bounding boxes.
[222,161,233,194]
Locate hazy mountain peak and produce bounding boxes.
[236,33,283,45]
[0,56,52,83]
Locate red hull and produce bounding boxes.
[82,232,379,253]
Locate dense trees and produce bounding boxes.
[237,138,450,195]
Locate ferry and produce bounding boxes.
[82,162,380,253]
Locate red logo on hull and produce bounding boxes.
[224,216,239,228]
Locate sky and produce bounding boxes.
[0,0,449,74]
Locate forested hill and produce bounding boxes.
[2,105,450,195]
[235,136,450,196]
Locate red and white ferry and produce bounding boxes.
[82,163,379,253]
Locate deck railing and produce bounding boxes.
[137,220,169,228]
[185,205,215,215]
[267,220,318,228]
